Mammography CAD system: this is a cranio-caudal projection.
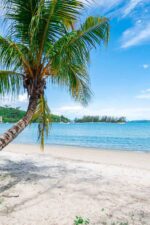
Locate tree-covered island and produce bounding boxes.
[0,106,126,124]
[75,116,126,123]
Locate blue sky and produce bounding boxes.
[1,0,150,120]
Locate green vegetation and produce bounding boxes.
[73,216,129,225]
[73,211,145,225]
[74,216,90,225]
[0,0,109,149]
[0,106,70,123]
[0,106,25,123]
[50,115,70,123]
[0,106,126,124]
[75,116,126,123]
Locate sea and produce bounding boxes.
[1,122,150,152]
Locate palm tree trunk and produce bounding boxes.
[0,95,38,151]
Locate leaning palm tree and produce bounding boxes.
[0,0,109,150]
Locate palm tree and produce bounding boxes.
[0,0,109,150]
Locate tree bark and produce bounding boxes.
[0,95,38,151]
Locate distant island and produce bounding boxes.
[75,116,126,123]
[0,106,126,124]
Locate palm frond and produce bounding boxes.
[2,0,41,45]
[45,16,109,104]
[37,0,85,64]
[3,0,84,57]
[0,36,33,75]
[0,1,110,150]
[78,16,110,47]
[48,16,109,61]
[29,0,45,49]
[0,70,23,96]
[50,63,91,105]
[32,95,51,150]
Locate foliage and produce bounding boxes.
[0,106,70,123]
[0,106,25,123]
[74,216,90,225]
[0,71,23,96]
[1,0,109,103]
[32,95,51,149]
[0,0,110,148]
[50,115,70,123]
[73,216,130,225]
[74,116,126,123]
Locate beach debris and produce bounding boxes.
[2,194,19,198]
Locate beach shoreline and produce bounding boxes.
[4,143,150,170]
[0,144,150,225]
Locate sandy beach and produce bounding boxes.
[0,144,150,225]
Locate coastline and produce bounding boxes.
[0,144,150,224]
[4,143,150,170]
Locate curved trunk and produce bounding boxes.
[0,96,38,151]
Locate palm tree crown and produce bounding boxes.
[0,0,109,149]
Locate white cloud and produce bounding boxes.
[136,89,150,99]
[122,107,150,120]
[120,0,150,48]
[56,105,84,113]
[143,64,149,69]
[18,93,28,103]
[123,0,142,17]
[82,0,146,18]
[121,22,150,48]
[81,0,150,49]
[81,0,122,7]
[1,0,149,50]
[53,103,150,120]
[0,93,28,107]
[81,0,127,16]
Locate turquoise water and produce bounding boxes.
[1,122,150,152]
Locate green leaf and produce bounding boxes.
[0,1,110,150]
[45,16,109,105]
[0,36,33,75]
[32,95,51,150]
[0,70,23,96]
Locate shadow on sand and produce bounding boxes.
[0,157,69,214]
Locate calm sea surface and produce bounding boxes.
[1,122,150,152]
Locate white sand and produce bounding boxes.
[0,144,150,225]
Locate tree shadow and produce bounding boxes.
[0,156,108,216]
[0,159,59,194]
[0,157,69,213]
